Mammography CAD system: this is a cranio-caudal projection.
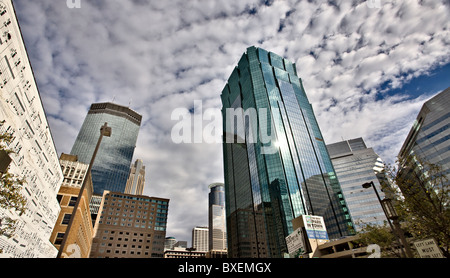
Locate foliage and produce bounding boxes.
[358,155,449,258]
[357,221,402,258]
[386,156,450,258]
[0,124,28,252]
[0,171,27,217]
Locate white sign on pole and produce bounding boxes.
[286,228,305,257]
[413,238,445,258]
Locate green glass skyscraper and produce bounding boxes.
[221,46,353,258]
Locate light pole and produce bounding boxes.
[362,181,406,258]
[57,122,111,258]
[381,198,414,258]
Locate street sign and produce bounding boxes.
[286,228,306,257]
[413,238,445,258]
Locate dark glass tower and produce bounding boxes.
[70,102,142,195]
[220,46,353,258]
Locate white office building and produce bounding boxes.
[192,226,209,252]
[0,0,63,257]
[326,138,388,232]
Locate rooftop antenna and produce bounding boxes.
[112,95,116,103]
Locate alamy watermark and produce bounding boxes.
[61,243,82,258]
[366,0,381,8]
[367,244,381,258]
[171,100,280,154]
[66,0,81,9]
[366,0,397,9]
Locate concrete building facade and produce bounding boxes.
[89,191,169,258]
[50,153,94,258]
[192,226,209,252]
[164,246,206,258]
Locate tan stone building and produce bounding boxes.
[50,153,94,258]
[89,191,169,258]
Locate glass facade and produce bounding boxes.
[221,46,353,258]
[70,102,142,195]
[327,138,388,231]
[399,87,450,184]
[208,183,227,251]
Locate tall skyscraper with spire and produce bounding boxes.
[70,102,142,195]
[220,46,353,258]
[125,159,145,195]
[208,183,227,252]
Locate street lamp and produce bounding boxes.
[57,123,111,258]
[380,198,398,220]
[361,181,407,258]
[380,198,414,258]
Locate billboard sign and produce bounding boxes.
[302,215,329,241]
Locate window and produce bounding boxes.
[62,214,71,225]
[54,233,65,245]
[68,196,77,207]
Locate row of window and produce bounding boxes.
[103,199,168,211]
[56,195,77,207]
[96,249,161,256]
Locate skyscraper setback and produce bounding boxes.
[221,46,353,258]
[70,102,142,195]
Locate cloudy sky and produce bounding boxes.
[14,0,450,245]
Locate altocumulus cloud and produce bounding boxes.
[14,0,450,244]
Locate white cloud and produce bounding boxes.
[14,0,450,245]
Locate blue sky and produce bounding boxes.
[13,0,450,245]
[375,62,450,102]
